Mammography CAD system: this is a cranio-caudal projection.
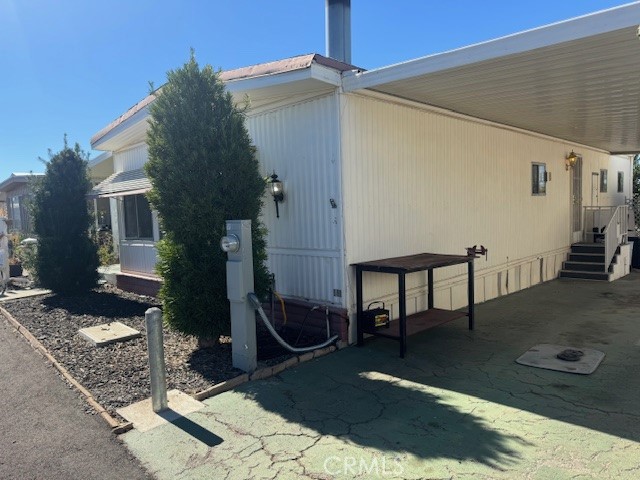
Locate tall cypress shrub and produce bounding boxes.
[32,140,99,293]
[146,53,269,341]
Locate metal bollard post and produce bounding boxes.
[145,307,168,412]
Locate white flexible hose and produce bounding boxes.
[248,293,339,353]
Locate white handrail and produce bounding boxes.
[583,206,616,242]
[604,206,628,269]
[583,205,628,269]
[604,212,617,270]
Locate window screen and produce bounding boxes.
[124,194,153,240]
[532,163,547,195]
[617,171,624,193]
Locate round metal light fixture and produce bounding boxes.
[566,151,579,170]
[269,172,284,218]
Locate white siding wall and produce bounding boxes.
[113,143,148,172]
[119,240,158,275]
[246,93,344,304]
[591,155,633,207]
[113,143,156,275]
[340,92,629,333]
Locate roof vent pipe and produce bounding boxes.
[325,0,351,64]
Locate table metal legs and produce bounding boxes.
[399,273,406,358]
[356,266,364,346]
[356,260,475,356]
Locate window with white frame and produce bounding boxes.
[531,163,547,195]
[600,169,608,192]
[123,194,153,240]
[617,171,624,193]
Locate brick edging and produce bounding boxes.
[192,341,346,402]
[0,305,132,434]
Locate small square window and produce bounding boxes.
[532,163,547,195]
[617,171,624,193]
[599,169,608,193]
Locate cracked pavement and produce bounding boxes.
[122,273,640,479]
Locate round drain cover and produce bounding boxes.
[556,349,584,362]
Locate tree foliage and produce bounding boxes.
[32,139,99,293]
[146,52,269,340]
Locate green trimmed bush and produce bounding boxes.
[146,52,269,340]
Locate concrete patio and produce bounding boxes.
[122,272,640,479]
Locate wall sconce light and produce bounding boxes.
[269,172,284,218]
[565,151,578,170]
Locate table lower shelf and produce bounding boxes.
[363,308,468,340]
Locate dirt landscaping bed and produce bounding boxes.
[1,286,299,421]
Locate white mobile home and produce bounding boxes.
[91,3,639,343]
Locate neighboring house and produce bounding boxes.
[0,156,113,238]
[90,4,640,343]
[0,173,44,234]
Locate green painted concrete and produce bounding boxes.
[123,273,640,479]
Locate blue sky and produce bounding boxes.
[0,0,629,180]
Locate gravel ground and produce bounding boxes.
[1,286,299,421]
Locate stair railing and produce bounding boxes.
[604,206,628,269]
[583,205,628,269]
[583,206,615,242]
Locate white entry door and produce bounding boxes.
[571,157,583,244]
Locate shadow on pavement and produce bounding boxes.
[159,408,224,448]
[243,358,529,469]
[244,275,640,466]
[386,276,640,444]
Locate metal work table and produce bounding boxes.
[353,252,475,358]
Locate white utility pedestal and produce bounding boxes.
[221,220,257,373]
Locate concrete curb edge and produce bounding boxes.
[0,305,132,434]
[192,341,346,402]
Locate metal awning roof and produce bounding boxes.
[91,54,360,151]
[89,169,151,198]
[343,2,640,154]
